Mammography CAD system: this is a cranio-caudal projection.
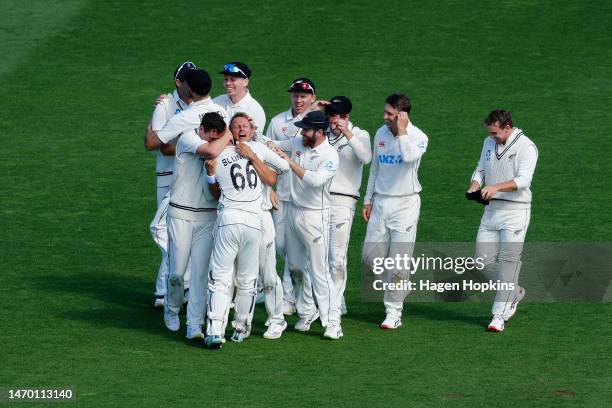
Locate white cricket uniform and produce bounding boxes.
[471,128,538,316]
[166,129,219,327]
[326,124,372,311]
[206,142,289,336]
[157,97,228,144]
[266,108,304,304]
[274,136,341,328]
[149,90,188,297]
[363,122,428,318]
[213,91,266,132]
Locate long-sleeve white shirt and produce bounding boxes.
[274,137,339,210]
[327,123,372,200]
[364,122,428,204]
[157,97,228,144]
[212,91,266,132]
[150,90,188,188]
[471,127,538,203]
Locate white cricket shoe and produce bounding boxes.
[341,302,348,316]
[153,296,164,308]
[230,322,251,343]
[380,314,402,330]
[283,301,296,316]
[186,325,204,341]
[164,310,180,332]
[323,324,344,340]
[205,335,224,350]
[503,287,526,322]
[263,321,288,340]
[294,311,319,332]
[487,315,505,332]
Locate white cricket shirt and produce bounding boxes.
[169,129,218,221]
[471,128,538,204]
[327,123,372,204]
[213,91,266,132]
[275,136,339,210]
[157,97,228,144]
[151,90,188,188]
[364,122,429,204]
[265,108,304,201]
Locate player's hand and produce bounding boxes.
[481,185,498,201]
[396,111,409,134]
[362,204,372,222]
[236,142,255,160]
[154,93,168,107]
[336,118,353,139]
[247,116,258,131]
[276,149,290,161]
[270,189,279,210]
[205,159,217,176]
[309,100,330,112]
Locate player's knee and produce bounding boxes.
[168,275,183,287]
[288,265,304,283]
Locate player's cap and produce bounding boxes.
[174,61,196,81]
[219,62,251,79]
[185,69,212,96]
[294,111,328,130]
[288,77,315,94]
[325,96,352,115]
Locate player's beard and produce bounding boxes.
[302,133,316,148]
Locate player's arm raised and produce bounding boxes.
[235,142,278,186]
[195,129,233,159]
[396,112,427,163]
[204,159,221,200]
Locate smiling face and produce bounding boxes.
[383,103,400,132]
[223,75,249,101]
[291,91,316,115]
[328,113,349,136]
[229,116,254,142]
[486,121,513,144]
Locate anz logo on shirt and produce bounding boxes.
[378,154,403,165]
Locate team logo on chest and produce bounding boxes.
[378,140,386,148]
[295,150,302,158]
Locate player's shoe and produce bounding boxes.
[186,325,204,342]
[164,310,180,332]
[180,289,189,314]
[323,324,344,340]
[487,315,505,332]
[294,311,319,332]
[153,295,164,308]
[503,287,526,322]
[230,322,251,343]
[380,314,402,330]
[205,335,224,350]
[341,301,348,316]
[263,321,288,340]
[283,301,296,316]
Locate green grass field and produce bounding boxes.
[2,0,611,406]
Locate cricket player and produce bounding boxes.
[204,114,290,349]
[362,92,428,330]
[213,62,266,132]
[323,96,372,315]
[148,61,195,308]
[467,109,538,332]
[269,110,343,340]
[266,77,317,315]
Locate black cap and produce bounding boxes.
[218,62,251,79]
[185,69,212,96]
[325,96,352,115]
[288,77,315,94]
[174,61,196,81]
[294,111,328,130]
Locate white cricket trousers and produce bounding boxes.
[272,199,295,305]
[255,211,284,325]
[166,213,215,326]
[328,200,356,311]
[286,205,341,327]
[363,194,420,318]
[150,191,190,296]
[475,202,531,316]
[207,220,262,336]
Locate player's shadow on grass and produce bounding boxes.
[29,274,183,341]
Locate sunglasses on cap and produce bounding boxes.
[224,63,247,78]
[175,61,196,80]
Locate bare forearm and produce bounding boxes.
[160,144,175,156]
[467,180,481,192]
[249,155,278,186]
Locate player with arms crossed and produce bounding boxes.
[147,61,195,308]
[322,96,372,315]
[266,78,318,315]
[467,109,538,332]
[269,111,343,339]
[204,114,289,349]
[362,92,428,330]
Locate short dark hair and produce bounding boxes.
[485,109,513,128]
[385,92,411,114]
[230,112,253,128]
[200,112,226,133]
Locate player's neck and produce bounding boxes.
[229,89,248,104]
